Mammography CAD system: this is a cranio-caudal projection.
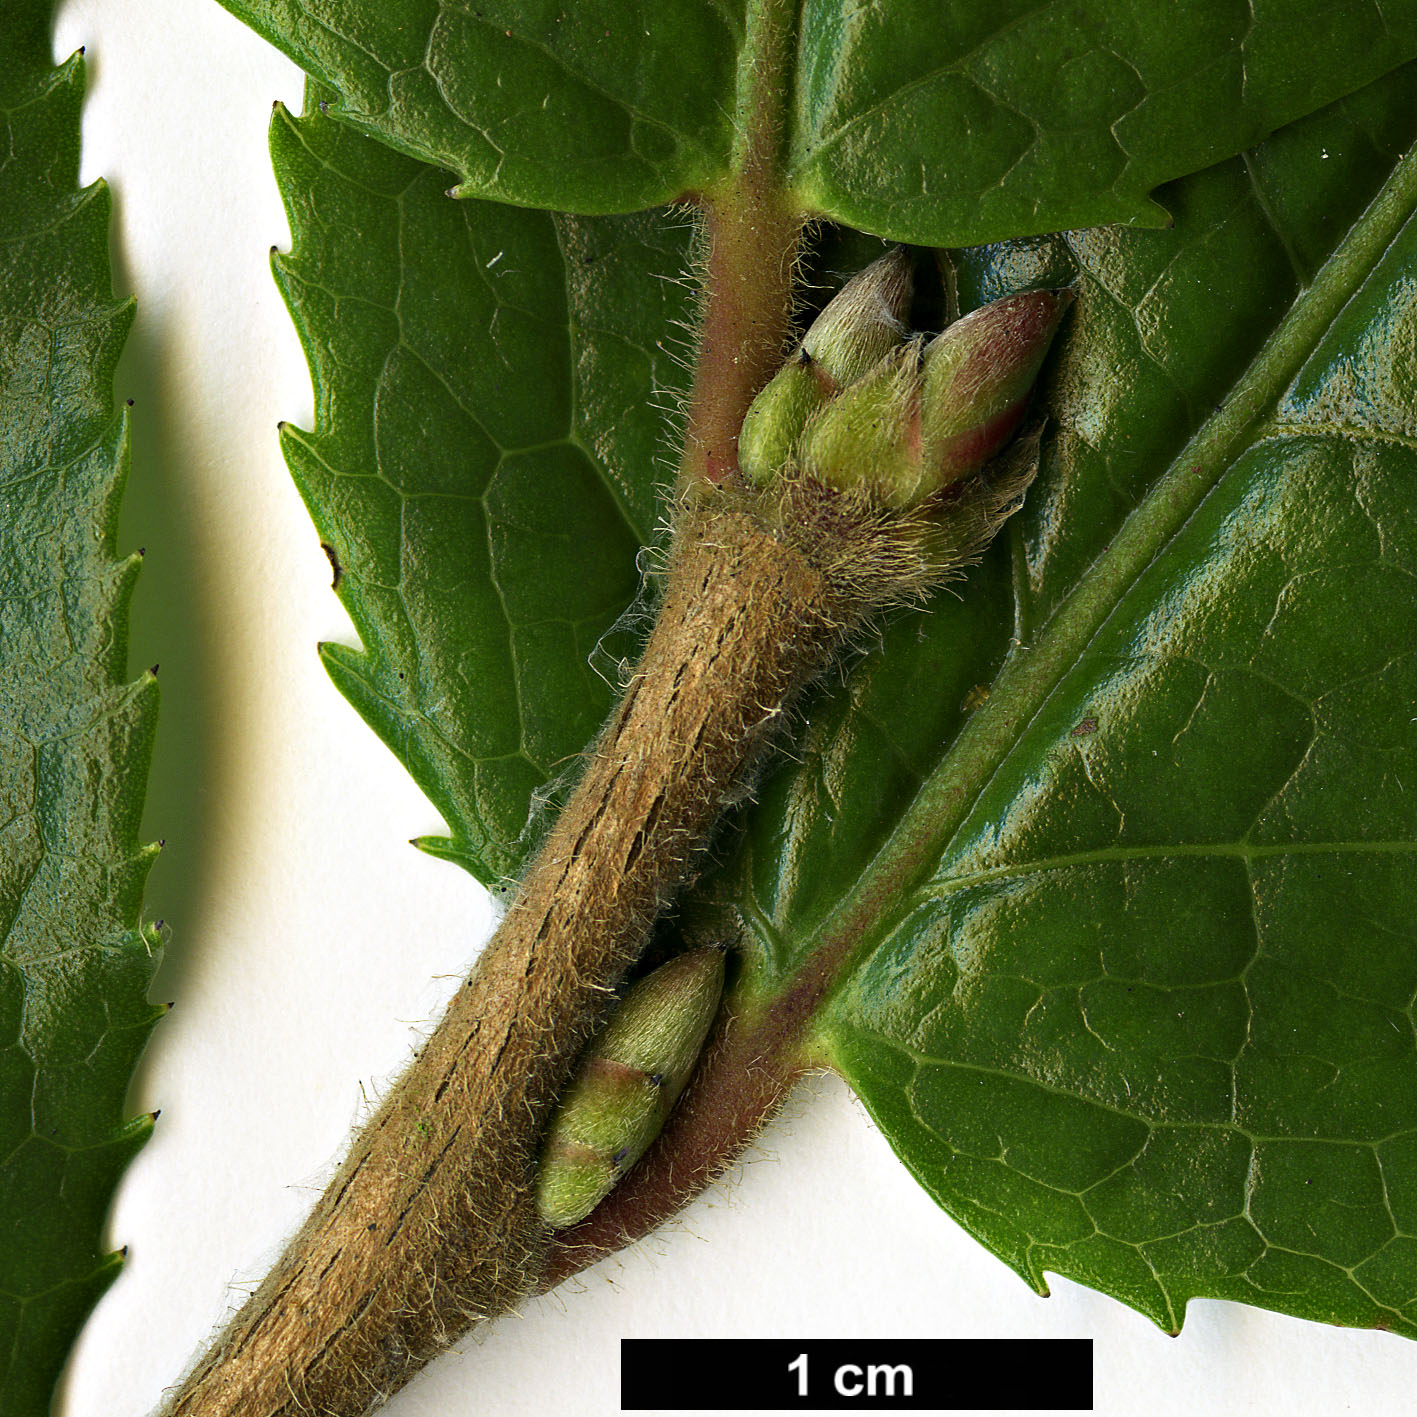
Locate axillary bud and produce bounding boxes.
[535,946,725,1229]
[739,247,913,486]
[797,288,1071,509]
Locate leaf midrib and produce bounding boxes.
[919,838,1417,901]
[803,140,1417,1020]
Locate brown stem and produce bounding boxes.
[162,503,852,1417]
[680,192,803,487]
[678,0,803,488]
[164,10,819,1406]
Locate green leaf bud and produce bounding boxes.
[794,337,927,508]
[919,289,1072,487]
[796,290,1070,509]
[535,947,725,1230]
[737,247,913,486]
[739,355,829,487]
[800,245,914,390]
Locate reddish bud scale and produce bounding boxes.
[797,286,1071,508]
[926,391,1033,488]
[920,291,1072,474]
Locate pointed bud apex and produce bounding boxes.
[801,246,913,389]
[796,338,928,508]
[739,355,830,486]
[535,948,725,1229]
[796,290,1070,508]
[919,290,1071,487]
[737,248,913,485]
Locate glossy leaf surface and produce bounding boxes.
[260,24,1417,1340]
[221,0,1417,244]
[792,76,1417,1333]
[272,91,695,882]
[0,5,162,1410]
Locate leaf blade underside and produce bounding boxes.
[259,12,1417,1339]
[0,5,162,1410]
[222,0,1417,243]
[271,88,696,884]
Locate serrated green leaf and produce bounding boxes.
[271,88,696,883]
[788,0,1417,244]
[221,0,1417,246]
[777,74,1417,1334]
[221,0,745,212]
[261,18,1417,1344]
[0,5,162,1411]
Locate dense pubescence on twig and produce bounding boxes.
[539,431,1051,1285]
[162,499,878,1417]
[161,246,1066,1417]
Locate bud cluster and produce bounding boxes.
[739,249,1070,509]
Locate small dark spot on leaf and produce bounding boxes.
[1071,716,1098,737]
[319,100,330,114]
[962,683,990,712]
[137,546,146,557]
[126,397,134,407]
[648,1073,665,1086]
[321,542,342,590]
[367,1222,378,1232]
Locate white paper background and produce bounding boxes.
[46,3,1405,1414]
